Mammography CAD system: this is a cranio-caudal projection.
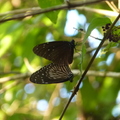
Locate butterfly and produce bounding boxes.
[30,63,73,84]
[33,40,75,64]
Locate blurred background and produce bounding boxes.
[0,0,120,120]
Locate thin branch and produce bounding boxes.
[72,70,120,78]
[106,1,119,12]
[73,27,102,40]
[1,70,120,84]
[0,71,21,75]
[76,7,118,17]
[0,7,40,17]
[74,40,109,58]
[118,0,120,9]
[0,73,30,83]
[0,0,109,23]
[59,13,120,120]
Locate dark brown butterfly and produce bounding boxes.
[33,40,75,64]
[30,63,73,84]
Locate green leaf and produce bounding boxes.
[38,0,63,24]
[83,17,112,42]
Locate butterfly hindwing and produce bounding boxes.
[30,63,73,84]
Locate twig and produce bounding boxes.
[0,73,30,83]
[73,27,102,40]
[76,7,118,17]
[0,7,40,16]
[0,71,21,75]
[1,69,120,84]
[0,0,108,23]
[59,13,120,120]
[0,70,120,95]
[74,40,109,58]
[106,1,119,12]
[72,70,120,78]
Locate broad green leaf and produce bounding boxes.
[38,0,63,24]
[83,17,112,42]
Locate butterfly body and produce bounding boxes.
[30,63,73,84]
[33,40,75,64]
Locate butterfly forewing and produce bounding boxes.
[30,63,73,84]
[33,40,75,64]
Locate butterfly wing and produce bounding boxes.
[33,40,75,64]
[30,63,73,84]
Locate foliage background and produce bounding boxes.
[0,0,120,120]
